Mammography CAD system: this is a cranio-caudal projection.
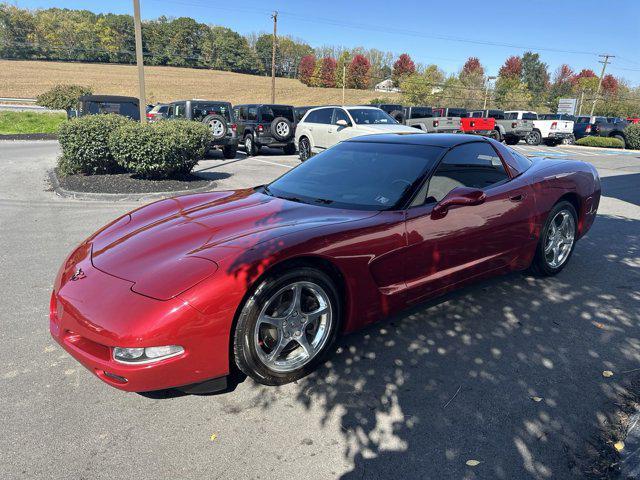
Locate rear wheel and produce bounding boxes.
[222,145,237,159]
[299,137,311,161]
[612,134,626,148]
[233,268,341,385]
[244,134,257,156]
[492,129,503,142]
[525,130,542,145]
[529,201,578,276]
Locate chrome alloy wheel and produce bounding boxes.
[208,119,225,138]
[544,210,576,268]
[275,121,290,138]
[254,281,332,373]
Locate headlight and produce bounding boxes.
[113,345,184,364]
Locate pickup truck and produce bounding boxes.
[574,115,629,147]
[402,106,461,133]
[369,103,406,122]
[468,109,533,145]
[432,107,495,138]
[506,110,575,146]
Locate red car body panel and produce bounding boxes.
[50,136,601,392]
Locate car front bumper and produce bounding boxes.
[50,250,231,392]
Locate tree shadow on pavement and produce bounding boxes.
[247,213,640,479]
[601,173,640,207]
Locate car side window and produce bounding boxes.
[424,142,509,203]
[174,103,185,118]
[306,108,332,124]
[333,108,350,125]
[247,107,258,121]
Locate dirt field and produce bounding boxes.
[0,60,397,105]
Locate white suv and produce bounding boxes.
[294,106,420,160]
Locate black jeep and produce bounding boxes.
[233,104,296,156]
[166,100,238,159]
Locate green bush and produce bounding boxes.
[108,120,211,179]
[624,124,640,150]
[575,136,624,149]
[36,84,92,112]
[57,114,131,175]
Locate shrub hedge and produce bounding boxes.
[575,136,625,149]
[57,114,130,175]
[57,115,211,179]
[108,120,210,178]
[36,84,92,112]
[624,124,640,150]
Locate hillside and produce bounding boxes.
[0,60,398,105]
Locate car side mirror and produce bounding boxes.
[336,119,349,127]
[431,187,486,219]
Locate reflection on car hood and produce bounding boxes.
[89,189,376,296]
[355,124,420,134]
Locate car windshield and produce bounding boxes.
[150,105,168,114]
[265,142,442,210]
[347,109,397,125]
[261,106,295,122]
[192,103,231,121]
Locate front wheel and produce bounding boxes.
[233,268,341,386]
[612,134,626,148]
[529,201,578,276]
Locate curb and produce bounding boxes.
[47,169,217,202]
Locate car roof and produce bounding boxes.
[171,100,230,104]
[79,95,138,103]
[235,104,294,108]
[346,133,492,148]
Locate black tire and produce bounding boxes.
[561,135,575,145]
[233,267,341,386]
[525,130,541,145]
[529,201,578,277]
[612,134,626,148]
[299,137,311,161]
[202,114,228,140]
[270,117,294,141]
[244,134,257,156]
[389,110,406,124]
[283,143,296,155]
[505,135,521,145]
[492,129,503,142]
[222,145,237,159]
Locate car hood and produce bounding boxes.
[89,189,376,300]
[354,124,419,134]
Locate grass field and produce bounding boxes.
[0,60,397,105]
[0,111,67,134]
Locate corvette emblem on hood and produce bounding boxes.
[71,268,86,281]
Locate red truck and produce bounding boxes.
[432,107,496,137]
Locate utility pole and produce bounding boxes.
[578,89,585,115]
[270,11,278,103]
[483,76,496,110]
[132,0,146,123]
[342,65,346,105]
[590,54,614,116]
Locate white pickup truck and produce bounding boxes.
[505,111,575,146]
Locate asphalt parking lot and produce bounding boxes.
[1,140,639,479]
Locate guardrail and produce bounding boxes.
[0,97,37,103]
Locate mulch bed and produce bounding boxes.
[0,133,58,140]
[55,168,212,194]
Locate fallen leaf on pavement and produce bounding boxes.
[531,396,543,402]
[466,460,481,467]
[603,370,614,378]
[210,433,218,442]
[594,322,605,329]
[615,441,625,452]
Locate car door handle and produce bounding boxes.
[509,193,525,202]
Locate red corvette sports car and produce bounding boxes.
[50,134,600,393]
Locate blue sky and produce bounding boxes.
[13,0,640,85]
